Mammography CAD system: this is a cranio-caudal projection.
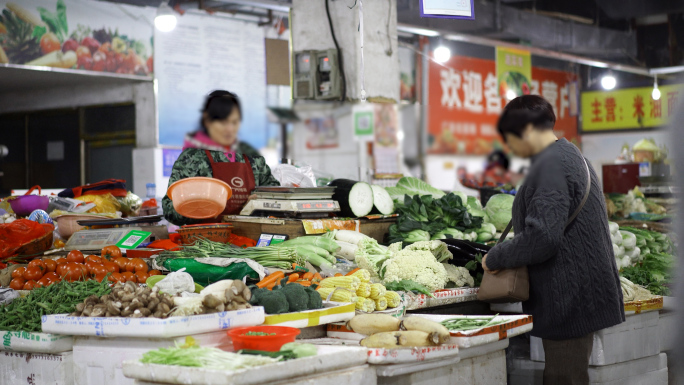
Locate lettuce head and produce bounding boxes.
[484,194,515,231]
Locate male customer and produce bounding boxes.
[482,95,624,384]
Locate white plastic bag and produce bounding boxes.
[155,268,195,295]
[272,163,316,188]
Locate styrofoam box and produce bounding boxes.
[0,351,73,385]
[42,307,265,338]
[134,364,378,385]
[0,330,73,353]
[122,345,369,385]
[509,353,668,385]
[72,330,232,385]
[530,311,660,366]
[658,311,676,352]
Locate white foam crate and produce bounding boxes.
[530,311,660,366]
[0,351,73,385]
[0,331,73,353]
[42,306,264,337]
[414,314,533,348]
[659,311,676,352]
[366,344,460,365]
[509,353,668,385]
[122,345,369,385]
[72,330,232,385]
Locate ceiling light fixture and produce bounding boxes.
[433,45,451,64]
[601,72,616,90]
[652,75,661,100]
[155,1,177,32]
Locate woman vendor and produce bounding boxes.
[163,90,280,226]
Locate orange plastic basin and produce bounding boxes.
[167,177,233,219]
[227,326,301,352]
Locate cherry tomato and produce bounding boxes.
[9,277,25,290]
[90,264,106,276]
[23,266,44,281]
[126,258,148,274]
[135,271,149,283]
[148,270,161,277]
[120,272,137,283]
[55,258,68,265]
[63,263,85,282]
[43,272,60,283]
[23,280,38,290]
[113,257,129,271]
[28,259,47,273]
[66,250,85,264]
[37,276,52,287]
[85,255,103,265]
[44,259,57,273]
[94,273,108,283]
[40,32,61,54]
[109,272,125,284]
[56,263,68,278]
[101,245,122,261]
[102,261,119,274]
[11,267,26,279]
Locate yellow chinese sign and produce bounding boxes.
[581,84,683,131]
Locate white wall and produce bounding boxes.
[581,130,671,182]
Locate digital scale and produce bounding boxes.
[63,215,166,251]
[239,187,340,218]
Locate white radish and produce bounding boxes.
[335,230,371,245]
[335,241,358,261]
[347,314,401,335]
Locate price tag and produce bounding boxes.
[115,230,152,250]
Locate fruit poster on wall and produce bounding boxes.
[496,47,532,99]
[0,0,155,76]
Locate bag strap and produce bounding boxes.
[497,157,591,245]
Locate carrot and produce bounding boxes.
[296,280,312,287]
[302,272,314,281]
[288,273,300,283]
[345,268,361,276]
[334,273,343,277]
[313,273,322,282]
[257,271,285,288]
[266,281,277,290]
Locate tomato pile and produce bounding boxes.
[9,246,161,291]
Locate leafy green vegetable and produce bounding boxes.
[620,253,674,296]
[396,177,446,199]
[464,254,484,287]
[280,343,318,358]
[384,279,434,297]
[38,0,68,42]
[141,343,278,369]
[484,194,515,231]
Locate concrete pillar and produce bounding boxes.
[291,0,399,102]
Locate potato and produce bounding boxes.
[347,314,401,336]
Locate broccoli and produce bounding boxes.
[257,290,290,314]
[280,284,309,312]
[304,286,323,310]
[249,287,268,306]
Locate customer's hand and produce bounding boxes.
[482,254,500,275]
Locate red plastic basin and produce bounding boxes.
[227,326,300,352]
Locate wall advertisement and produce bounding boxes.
[428,54,579,155]
[0,0,154,76]
[581,84,683,132]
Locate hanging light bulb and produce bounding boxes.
[601,72,616,90]
[433,45,451,64]
[155,1,177,32]
[652,76,661,100]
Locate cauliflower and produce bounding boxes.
[404,240,452,262]
[355,239,392,277]
[443,264,475,288]
[381,250,448,292]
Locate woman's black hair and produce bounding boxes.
[497,95,556,140]
[200,90,242,133]
[487,150,510,170]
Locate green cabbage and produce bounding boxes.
[476,223,497,242]
[484,194,515,232]
[467,196,482,211]
[431,228,464,240]
[396,177,446,199]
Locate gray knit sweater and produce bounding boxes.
[486,139,625,340]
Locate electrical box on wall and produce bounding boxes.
[293,49,342,100]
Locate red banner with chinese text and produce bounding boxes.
[428,55,579,155]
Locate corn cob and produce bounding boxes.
[356,282,371,298]
[320,276,360,291]
[350,269,371,282]
[374,297,388,311]
[355,297,376,313]
[317,287,358,303]
[385,291,401,308]
[369,283,387,300]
